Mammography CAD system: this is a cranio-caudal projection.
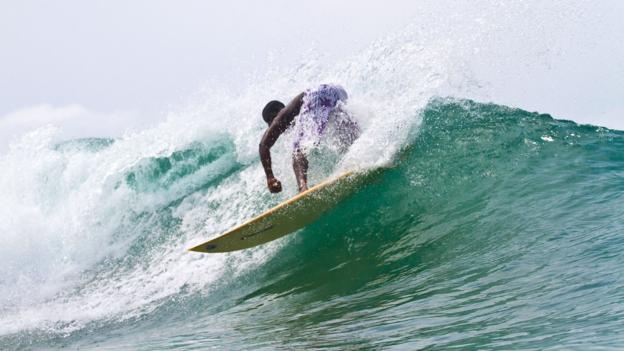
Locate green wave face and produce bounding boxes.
[210,99,624,349]
[2,99,623,350]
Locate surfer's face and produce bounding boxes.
[264,108,282,126]
[267,108,283,126]
[262,100,285,126]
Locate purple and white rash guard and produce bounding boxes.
[293,84,358,152]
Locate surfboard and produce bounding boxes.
[188,168,383,253]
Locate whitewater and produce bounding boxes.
[2,4,624,350]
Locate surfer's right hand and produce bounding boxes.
[267,177,282,193]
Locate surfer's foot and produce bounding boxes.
[298,183,308,193]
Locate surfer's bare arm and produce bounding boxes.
[259,93,304,193]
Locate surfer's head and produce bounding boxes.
[262,100,285,126]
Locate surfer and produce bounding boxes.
[259,84,360,193]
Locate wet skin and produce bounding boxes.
[259,92,309,193]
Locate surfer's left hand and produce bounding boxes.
[267,177,282,193]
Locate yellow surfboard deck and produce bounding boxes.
[188,168,383,253]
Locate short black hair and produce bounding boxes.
[262,100,285,125]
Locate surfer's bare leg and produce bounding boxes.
[293,149,309,192]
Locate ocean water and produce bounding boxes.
[1,97,623,350]
[2,10,624,350]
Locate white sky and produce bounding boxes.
[1,1,623,150]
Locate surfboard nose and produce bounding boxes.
[188,243,217,252]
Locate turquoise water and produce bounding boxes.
[1,98,623,350]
